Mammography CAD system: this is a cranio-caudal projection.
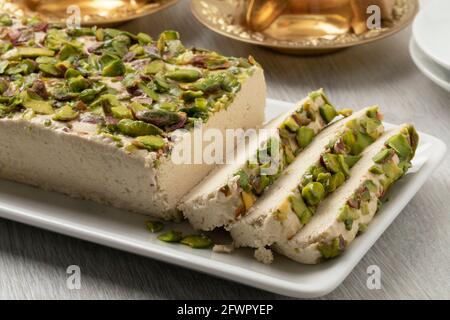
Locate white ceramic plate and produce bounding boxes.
[413,0,450,70]
[0,99,446,298]
[410,37,450,92]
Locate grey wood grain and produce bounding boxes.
[0,0,448,300]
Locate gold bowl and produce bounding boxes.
[191,0,419,55]
[0,0,179,27]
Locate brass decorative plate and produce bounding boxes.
[191,0,419,55]
[0,0,179,27]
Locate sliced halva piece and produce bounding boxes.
[179,89,342,230]
[229,106,385,248]
[273,124,418,264]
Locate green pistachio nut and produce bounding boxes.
[180,235,213,249]
[3,47,55,60]
[21,92,54,115]
[59,43,81,60]
[0,13,12,26]
[372,148,394,164]
[135,109,184,128]
[338,205,360,231]
[387,133,413,160]
[68,75,89,92]
[79,89,98,103]
[352,131,374,155]
[327,171,346,193]
[322,153,341,174]
[283,117,300,132]
[64,68,82,79]
[166,69,202,83]
[296,126,314,149]
[181,90,203,102]
[117,119,163,137]
[344,154,362,168]
[144,60,165,75]
[102,60,125,77]
[52,105,79,121]
[133,135,165,151]
[338,108,353,117]
[137,32,153,44]
[236,170,251,192]
[382,162,403,180]
[111,105,133,120]
[302,182,325,206]
[145,220,164,233]
[371,157,386,170]
[289,195,312,224]
[157,230,182,243]
[38,64,61,77]
[319,103,338,124]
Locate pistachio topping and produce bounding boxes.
[0,13,259,158]
[226,90,347,218]
[270,107,384,226]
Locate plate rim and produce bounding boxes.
[190,0,419,51]
[0,99,446,298]
[409,37,450,92]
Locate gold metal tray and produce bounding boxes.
[0,0,179,27]
[191,0,419,55]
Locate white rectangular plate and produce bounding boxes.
[0,99,446,298]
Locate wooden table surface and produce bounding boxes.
[0,0,448,300]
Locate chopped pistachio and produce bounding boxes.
[338,108,353,117]
[318,236,345,259]
[117,119,163,137]
[157,230,182,243]
[387,133,413,160]
[3,47,55,60]
[289,195,312,224]
[111,105,133,119]
[133,135,165,151]
[146,220,164,233]
[283,117,300,132]
[21,92,54,115]
[369,165,384,175]
[302,182,325,206]
[144,60,165,75]
[181,235,213,249]
[68,76,89,92]
[319,103,338,124]
[53,105,79,121]
[137,32,152,44]
[236,170,251,192]
[296,126,314,149]
[338,205,360,231]
[102,60,125,77]
[166,69,202,83]
[39,64,61,77]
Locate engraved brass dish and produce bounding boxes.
[0,0,179,27]
[191,0,419,55]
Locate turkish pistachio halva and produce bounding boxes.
[0,15,266,220]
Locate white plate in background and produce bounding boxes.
[0,100,446,298]
[413,0,450,70]
[410,37,450,92]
